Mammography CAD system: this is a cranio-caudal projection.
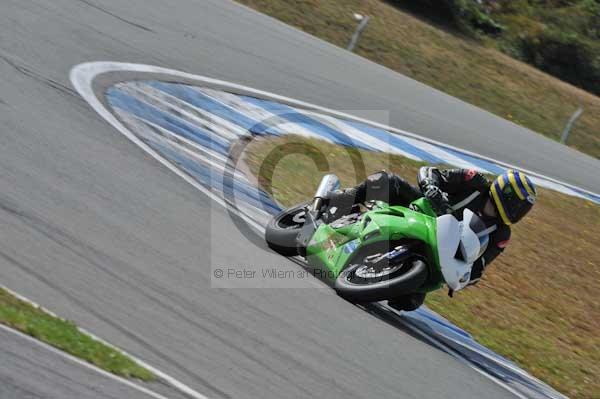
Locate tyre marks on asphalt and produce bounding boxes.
[70,62,571,399]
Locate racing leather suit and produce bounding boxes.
[327,168,511,309]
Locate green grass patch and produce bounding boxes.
[244,135,600,399]
[236,0,600,159]
[0,287,154,381]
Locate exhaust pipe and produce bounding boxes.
[311,174,340,212]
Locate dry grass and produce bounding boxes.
[236,0,600,158]
[243,134,600,399]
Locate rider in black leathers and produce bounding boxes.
[327,167,536,311]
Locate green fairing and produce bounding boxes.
[306,198,445,293]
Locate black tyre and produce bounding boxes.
[265,202,309,256]
[335,256,428,303]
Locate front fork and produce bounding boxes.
[297,174,341,256]
[311,174,340,214]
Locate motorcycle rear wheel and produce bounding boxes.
[335,257,428,303]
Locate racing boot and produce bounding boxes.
[387,292,426,312]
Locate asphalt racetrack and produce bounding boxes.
[0,325,186,399]
[0,0,595,398]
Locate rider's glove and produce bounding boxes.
[467,257,486,286]
[423,185,453,215]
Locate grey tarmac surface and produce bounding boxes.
[1,0,599,192]
[0,0,584,398]
[0,326,177,399]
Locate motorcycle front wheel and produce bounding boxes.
[334,257,428,303]
[265,202,310,256]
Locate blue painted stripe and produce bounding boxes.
[239,93,507,173]
[105,80,596,399]
[443,148,505,175]
[238,95,377,150]
[146,82,277,135]
[412,308,472,339]
[107,88,230,155]
[405,312,524,372]
[577,190,600,203]
[343,120,445,163]
[405,308,565,397]
[409,308,520,365]
[148,139,280,214]
[444,152,600,204]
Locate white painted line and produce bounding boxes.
[126,82,245,141]
[374,303,532,399]
[114,84,230,150]
[70,62,266,235]
[199,87,420,159]
[0,323,171,399]
[400,135,493,173]
[119,111,231,165]
[115,109,237,177]
[298,109,423,161]
[71,62,600,201]
[436,329,559,385]
[1,285,61,319]
[528,176,582,198]
[197,87,339,143]
[1,285,212,399]
[73,63,307,399]
[68,62,583,398]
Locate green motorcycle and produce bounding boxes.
[265,174,490,302]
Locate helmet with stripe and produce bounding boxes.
[490,170,537,225]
